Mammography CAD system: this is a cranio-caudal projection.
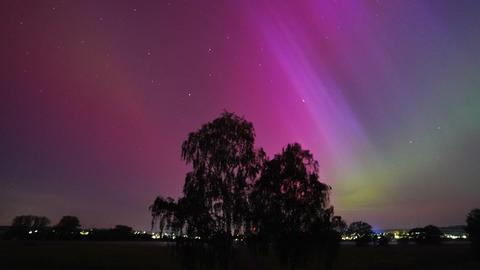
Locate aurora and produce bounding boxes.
[0,0,479,230]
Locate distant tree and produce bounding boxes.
[180,112,265,236]
[113,225,133,240]
[466,209,480,259]
[409,227,425,243]
[347,221,373,246]
[114,225,132,232]
[55,216,81,240]
[11,215,50,229]
[7,215,50,239]
[409,225,442,245]
[250,143,332,268]
[34,216,50,228]
[56,216,81,230]
[424,225,442,244]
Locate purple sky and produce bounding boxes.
[1,0,479,230]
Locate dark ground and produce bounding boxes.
[0,241,478,270]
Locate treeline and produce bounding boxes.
[2,215,150,241]
[342,222,465,246]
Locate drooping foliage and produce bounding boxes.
[149,196,178,235]
[248,143,333,269]
[149,112,341,269]
[250,143,332,238]
[180,111,265,235]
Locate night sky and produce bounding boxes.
[1,0,479,230]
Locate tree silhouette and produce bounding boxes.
[178,172,217,238]
[467,209,480,259]
[12,215,50,229]
[56,216,81,231]
[424,225,442,244]
[409,227,425,244]
[151,112,266,270]
[7,215,50,239]
[250,143,332,269]
[112,225,133,240]
[347,221,373,246]
[181,112,265,236]
[55,216,81,240]
[150,113,343,269]
[409,225,443,245]
[150,196,178,236]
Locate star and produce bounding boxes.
[301,99,306,103]
[409,140,414,144]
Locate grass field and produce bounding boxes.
[0,241,479,270]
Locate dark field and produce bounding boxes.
[0,241,479,270]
